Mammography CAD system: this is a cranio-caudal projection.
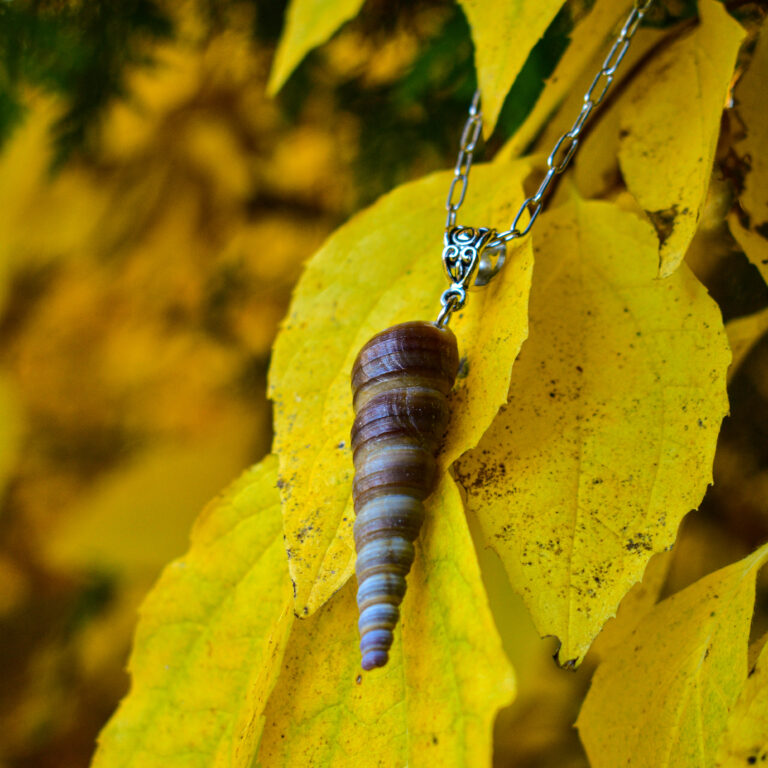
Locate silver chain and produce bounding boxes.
[445,89,483,232]
[438,0,654,326]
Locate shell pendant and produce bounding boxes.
[350,321,459,670]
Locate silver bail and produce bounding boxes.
[474,236,506,287]
[436,226,507,328]
[442,226,505,290]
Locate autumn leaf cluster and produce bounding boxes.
[1,1,768,767]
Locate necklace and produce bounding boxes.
[350,0,655,672]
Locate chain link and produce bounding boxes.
[444,0,654,246]
[445,90,482,230]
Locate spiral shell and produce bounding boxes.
[351,321,459,670]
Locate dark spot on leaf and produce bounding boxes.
[646,205,679,248]
[461,460,506,490]
[625,532,653,552]
[356,674,362,685]
[457,356,470,379]
[432,735,439,745]
[296,524,313,543]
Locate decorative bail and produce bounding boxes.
[437,226,506,327]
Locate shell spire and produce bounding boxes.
[351,320,459,670]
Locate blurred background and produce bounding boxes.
[0,1,766,767]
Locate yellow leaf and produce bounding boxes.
[498,0,631,162]
[255,474,514,767]
[726,306,768,382]
[92,455,295,768]
[750,633,768,670]
[589,548,673,660]
[267,0,366,95]
[568,27,669,204]
[268,159,533,616]
[728,20,768,285]
[455,195,730,665]
[577,543,768,768]
[502,20,672,202]
[458,0,564,135]
[467,514,587,768]
[716,638,768,767]
[618,0,744,277]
